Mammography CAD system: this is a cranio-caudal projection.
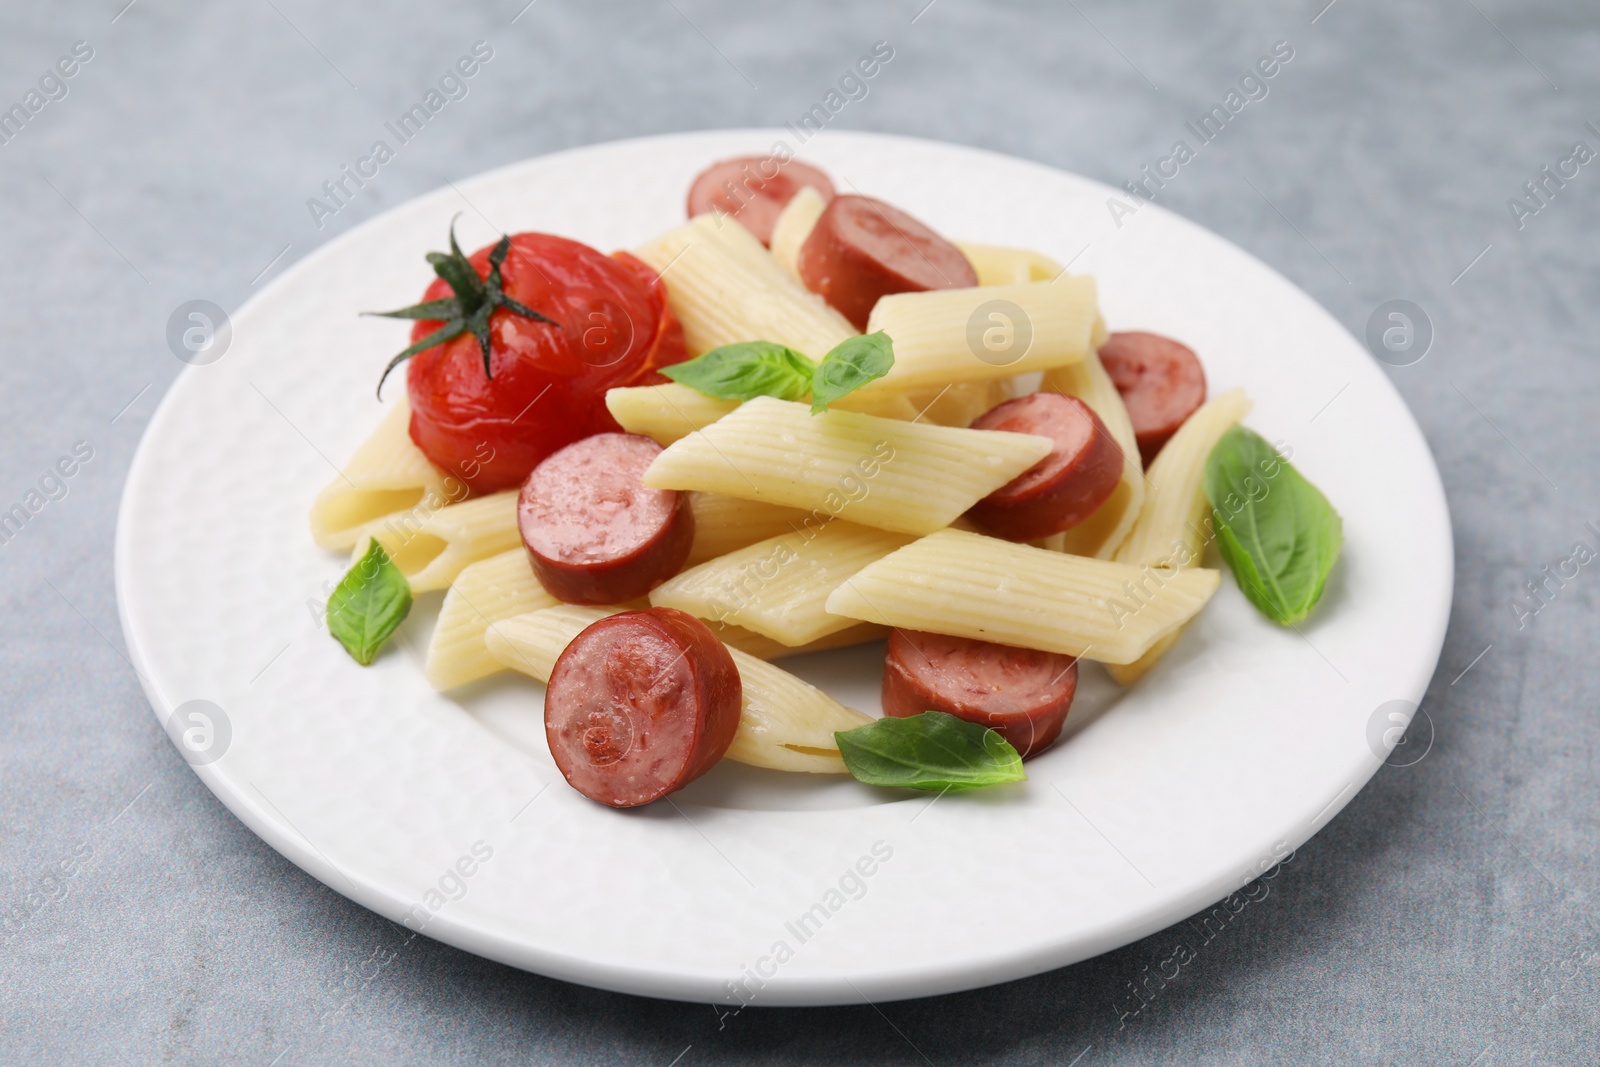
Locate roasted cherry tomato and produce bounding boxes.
[609,251,688,386]
[399,233,686,494]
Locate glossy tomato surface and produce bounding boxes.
[405,234,686,494]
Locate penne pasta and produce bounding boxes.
[901,379,1008,428]
[482,605,609,683]
[770,185,827,279]
[953,242,1064,285]
[308,397,452,551]
[606,383,740,446]
[1107,628,1182,687]
[1107,388,1252,684]
[633,214,855,360]
[360,489,521,594]
[1114,389,1253,570]
[607,381,920,452]
[861,277,1099,393]
[719,647,872,774]
[652,521,916,645]
[641,396,1053,535]
[826,389,922,421]
[486,606,871,774]
[711,620,888,660]
[685,492,811,567]
[424,548,557,690]
[824,528,1221,664]
[950,241,1108,348]
[1041,348,1146,559]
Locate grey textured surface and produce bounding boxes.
[1,0,1596,1063]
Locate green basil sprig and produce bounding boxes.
[327,539,413,665]
[661,332,895,412]
[1203,426,1342,626]
[661,341,815,401]
[810,332,894,413]
[834,711,1026,791]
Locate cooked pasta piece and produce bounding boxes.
[1107,388,1253,684]
[653,521,916,645]
[826,389,922,421]
[360,489,521,594]
[770,185,827,279]
[690,208,809,281]
[719,647,872,774]
[486,606,871,773]
[633,214,855,359]
[641,396,1052,535]
[484,605,608,681]
[1114,389,1252,569]
[950,243,1111,348]
[308,397,452,551]
[711,621,888,660]
[606,383,740,446]
[607,380,919,450]
[1107,630,1182,687]
[954,242,1064,285]
[901,379,1008,428]
[424,549,557,690]
[1041,348,1146,559]
[685,493,810,567]
[824,528,1221,664]
[861,277,1099,393]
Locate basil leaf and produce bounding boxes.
[834,711,1026,791]
[1203,426,1343,625]
[327,539,413,665]
[661,341,815,401]
[811,331,895,413]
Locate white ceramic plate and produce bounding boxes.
[116,130,1452,1006]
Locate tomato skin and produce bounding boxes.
[405,234,685,494]
[610,251,690,385]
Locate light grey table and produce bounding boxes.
[2,2,1596,1063]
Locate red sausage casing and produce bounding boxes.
[519,433,693,604]
[797,194,978,330]
[686,156,836,246]
[966,393,1124,542]
[881,630,1077,759]
[1096,331,1207,467]
[546,608,742,808]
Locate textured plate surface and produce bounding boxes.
[114,130,1452,1006]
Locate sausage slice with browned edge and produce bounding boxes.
[546,608,742,808]
[797,194,978,330]
[686,156,836,246]
[881,630,1077,759]
[966,393,1124,542]
[1096,331,1207,467]
[518,432,693,604]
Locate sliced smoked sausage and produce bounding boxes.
[518,432,693,604]
[1096,331,1207,467]
[686,156,836,246]
[881,629,1077,759]
[797,194,978,330]
[546,607,742,807]
[966,393,1124,542]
